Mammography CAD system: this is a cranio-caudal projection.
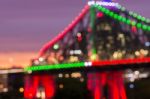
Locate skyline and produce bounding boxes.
[0,0,150,67]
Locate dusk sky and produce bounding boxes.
[0,0,150,67]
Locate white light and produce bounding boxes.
[34,60,39,65]
[77,32,81,37]
[58,73,63,78]
[144,50,148,55]
[140,49,148,56]
[70,50,74,55]
[145,42,150,47]
[71,72,82,78]
[84,62,88,67]
[130,78,135,82]
[9,69,23,74]
[129,84,134,89]
[0,70,8,74]
[0,69,24,74]
[36,92,41,98]
[80,78,84,82]
[65,74,69,78]
[139,73,149,78]
[59,84,64,89]
[88,1,119,7]
[135,51,140,56]
[39,57,44,62]
[41,91,45,99]
[134,71,140,75]
[53,44,59,50]
[124,73,133,78]
[74,50,82,54]
[129,11,133,15]
[113,52,118,59]
[88,62,92,66]
[70,50,82,55]
[84,62,92,67]
[27,70,32,74]
[88,1,95,5]
[3,88,8,92]
[19,87,24,93]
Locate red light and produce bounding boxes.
[87,27,92,33]
[77,37,82,42]
[77,33,82,42]
[97,12,104,18]
[92,57,150,66]
[131,26,137,33]
[38,5,89,57]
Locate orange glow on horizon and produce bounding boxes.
[0,52,38,69]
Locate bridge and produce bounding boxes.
[24,0,150,99]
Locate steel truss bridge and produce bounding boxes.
[24,1,150,99]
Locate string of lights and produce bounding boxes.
[94,4,150,32]
[88,1,150,24]
[38,5,89,57]
[117,4,150,24]
[38,2,150,58]
[25,58,150,72]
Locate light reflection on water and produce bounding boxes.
[0,68,150,99]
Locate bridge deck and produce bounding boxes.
[25,57,150,74]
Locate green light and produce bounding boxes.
[131,21,136,26]
[25,62,85,71]
[118,16,122,21]
[121,7,126,11]
[94,4,98,7]
[109,12,114,17]
[141,17,146,21]
[126,19,131,24]
[113,14,118,19]
[133,13,138,17]
[101,7,106,12]
[142,25,147,30]
[90,5,96,29]
[137,15,142,20]
[129,11,133,15]
[121,17,126,23]
[53,44,59,50]
[115,4,150,23]
[92,48,97,54]
[94,4,150,32]
[105,9,110,14]
[146,19,150,23]
[137,23,142,28]
[148,26,150,31]
[90,54,97,60]
[98,6,102,10]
